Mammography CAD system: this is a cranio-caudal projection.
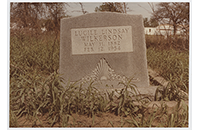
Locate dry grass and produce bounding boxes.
[9,32,189,127]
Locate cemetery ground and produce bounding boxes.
[9,32,189,127]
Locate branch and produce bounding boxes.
[148,2,155,13]
[137,3,152,14]
[79,2,87,14]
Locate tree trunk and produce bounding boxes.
[173,24,177,36]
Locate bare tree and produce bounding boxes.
[95,2,129,13]
[151,2,189,35]
[123,2,127,13]
[10,2,69,36]
[44,3,68,34]
[10,3,45,30]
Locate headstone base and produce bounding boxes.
[70,80,158,101]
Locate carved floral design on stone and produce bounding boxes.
[80,58,128,84]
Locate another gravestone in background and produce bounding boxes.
[60,12,149,89]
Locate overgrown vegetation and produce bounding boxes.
[9,2,189,127]
[146,36,189,92]
[9,31,189,127]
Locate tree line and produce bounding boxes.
[10,3,69,37]
[10,2,189,36]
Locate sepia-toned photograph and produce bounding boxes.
[9,1,190,128]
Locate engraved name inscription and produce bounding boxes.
[71,26,133,55]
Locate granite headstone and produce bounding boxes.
[60,12,149,88]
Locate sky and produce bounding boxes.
[66,2,160,19]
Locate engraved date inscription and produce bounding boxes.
[71,26,133,55]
